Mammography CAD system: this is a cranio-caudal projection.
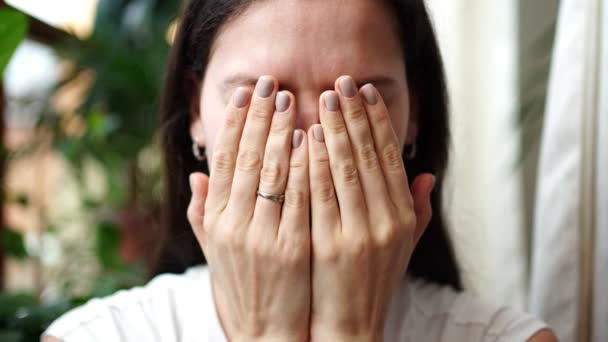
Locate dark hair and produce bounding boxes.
[154,0,462,291]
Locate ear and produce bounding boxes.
[188,74,206,147]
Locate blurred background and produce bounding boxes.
[0,0,606,341]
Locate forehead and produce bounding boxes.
[206,0,405,90]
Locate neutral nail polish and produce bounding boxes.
[292,130,304,148]
[339,76,357,98]
[361,84,378,105]
[256,76,274,98]
[324,92,339,112]
[276,91,291,112]
[314,124,325,143]
[231,87,249,108]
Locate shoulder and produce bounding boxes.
[386,277,554,342]
[42,265,216,342]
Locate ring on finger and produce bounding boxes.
[256,189,285,204]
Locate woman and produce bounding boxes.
[43,0,557,341]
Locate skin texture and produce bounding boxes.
[185,0,558,341]
[189,0,415,159]
[188,0,418,340]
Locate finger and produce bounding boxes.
[187,172,210,250]
[318,90,367,231]
[308,124,340,239]
[252,91,296,233]
[206,87,251,213]
[278,129,310,243]
[410,174,435,244]
[360,83,413,210]
[227,76,277,219]
[335,76,392,223]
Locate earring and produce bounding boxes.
[192,141,206,161]
[405,142,417,160]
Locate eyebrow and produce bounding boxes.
[219,73,398,93]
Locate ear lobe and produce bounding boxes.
[188,74,206,145]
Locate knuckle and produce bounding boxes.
[338,160,359,185]
[312,149,330,165]
[248,104,271,123]
[315,243,340,264]
[355,144,379,171]
[344,106,366,121]
[260,160,283,186]
[403,211,417,231]
[324,118,348,135]
[284,188,307,209]
[382,143,404,172]
[212,150,236,174]
[236,149,262,172]
[346,236,370,258]
[314,178,336,203]
[374,222,402,248]
[370,108,390,127]
[278,240,309,269]
[224,109,244,129]
[289,159,307,172]
[269,116,291,136]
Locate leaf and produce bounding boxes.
[0,330,23,342]
[0,228,28,260]
[96,222,124,270]
[0,292,38,318]
[0,9,28,79]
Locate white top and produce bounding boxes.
[43,265,548,341]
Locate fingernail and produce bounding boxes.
[255,76,274,98]
[361,84,378,105]
[339,76,357,98]
[324,91,339,112]
[276,91,291,112]
[292,130,304,148]
[430,177,437,193]
[313,124,325,142]
[231,87,249,108]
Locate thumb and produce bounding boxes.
[410,173,436,245]
[187,172,210,240]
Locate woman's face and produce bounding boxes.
[190,0,416,162]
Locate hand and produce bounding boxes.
[187,76,311,342]
[307,76,435,341]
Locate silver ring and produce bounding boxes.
[256,189,285,204]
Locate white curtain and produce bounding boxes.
[529,0,608,341]
[593,3,608,341]
[426,0,527,308]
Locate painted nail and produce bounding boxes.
[276,91,291,112]
[231,87,249,108]
[339,76,357,98]
[324,91,339,112]
[255,76,274,98]
[361,84,378,105]
[313,124,325,142]
[292,130,304,148]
